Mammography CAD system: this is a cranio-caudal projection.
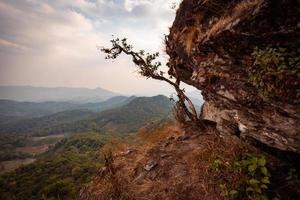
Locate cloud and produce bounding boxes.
[0,0,183,96]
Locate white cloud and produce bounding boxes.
[0,0,182,95]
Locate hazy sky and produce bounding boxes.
[0,0,194,96]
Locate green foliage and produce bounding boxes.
[241,154,271,199]
[0,132,110,200]
[215,154,279,200]
[101,38,163,79]
[0,134,63,161]
[0,109,95,136]
[247,46,300,103]
[220,184,239,200]
[212,159,223,172]
[41,179,74,199]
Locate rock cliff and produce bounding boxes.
[166,0,300,153]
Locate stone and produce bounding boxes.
[144,160,158,171]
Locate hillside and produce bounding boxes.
[78,124,300,200]
[0,95,173,135]
[0,86,119,103]
[0,133,112,200]
[0,110,96,135]
[90,95,173,133]
[0,96,133,118]
[0,99,79,118]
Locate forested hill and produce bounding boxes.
[0,133,111,200]
[0,96,134,118]
[0,95,173,135]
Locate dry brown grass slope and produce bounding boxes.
[78,124,300,200]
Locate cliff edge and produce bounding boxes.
[166,0,300,152]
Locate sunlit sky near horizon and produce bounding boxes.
[0,0,196,96]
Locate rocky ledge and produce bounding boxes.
[166,0,300,152]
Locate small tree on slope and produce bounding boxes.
[100,37,205,129]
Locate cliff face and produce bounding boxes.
[166,0,300,152]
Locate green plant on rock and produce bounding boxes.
[241,154,272,200]
[247,46,300,103]
[217,154,279,200]
[212,159,223,172]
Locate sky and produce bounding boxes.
[0,0,194,96]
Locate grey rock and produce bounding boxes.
[144,160,158,171]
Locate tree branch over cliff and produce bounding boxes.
[100,37,205,128]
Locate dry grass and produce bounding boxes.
[136,123,182,148]
[79,122,300,200]
[79,124,263,200]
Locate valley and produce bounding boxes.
[0,134,65,174]
[0,94,176,199]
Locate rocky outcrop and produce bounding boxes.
[166,0,300,152]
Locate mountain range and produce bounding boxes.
[0,95,173,135]
[0,96,135,119]
[0,86,120,103]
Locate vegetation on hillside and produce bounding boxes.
[0,132,114,200]
[0,134,64,162]
[0,95,173,136]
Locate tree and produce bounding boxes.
[100,38,205,128]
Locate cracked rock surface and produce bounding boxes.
[166,0,300,153]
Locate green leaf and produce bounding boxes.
[258,158,266,166]
[261,167,269,176]
[261,177,270,184]
[248,164,257,173]
[242,159,250,167]
[249,178,260,185]
[251,156,258,164]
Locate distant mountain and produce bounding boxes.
[0,110,96,135]
[0,96,134,118]
[0,86,120,103]
[0,99,79,118]
[0,95,173,135]
[78,96,136,112]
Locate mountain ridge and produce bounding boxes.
[0,95,173,136]
[0,96,135,118]
[0,85,120,103]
